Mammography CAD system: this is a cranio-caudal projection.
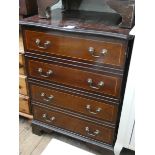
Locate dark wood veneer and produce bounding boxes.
[31,85,118,123]
[20,1,134,152]
[32,120,114,151]
[24,30,126,68]
[33,105,115,145]
[20,11,132,39]
[28,59,122,98]
[25,52,124,76]
[28,78,120,105]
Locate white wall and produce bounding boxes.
[114,28,135,155]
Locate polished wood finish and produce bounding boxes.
[25,30,126,68]
[31,85,118,123]
[19,53,25,75]
[33,105,115,145]
[20,2,134,152]
[28,59,122,98]
[20,117,134,154]
[32,119,114,151]
[19,75,28,96]
[19,94,30,114]
[20,12,131,38]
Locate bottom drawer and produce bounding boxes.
[33,105,115,145]
[19,94,30,114]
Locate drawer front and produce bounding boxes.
[33,105,115,144]
[31,85,118,123]
[28,60,122,98]
[25,30,126,68]
[19,53,25,75]
[19,95,30,114]
[19,75,28,95]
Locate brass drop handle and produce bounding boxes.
[88,47,108,58]
[41,92,54,102]
[38,68,53,78]
[87,78,104,90]
[86,105,102,115]
[85,127,100,137]
[35,39,51,49]
[42,114,55,123]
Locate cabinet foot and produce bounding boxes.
[32,126,43,136]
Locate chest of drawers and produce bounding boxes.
[20,8,134,153]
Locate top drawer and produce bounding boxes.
[24,30,127,68]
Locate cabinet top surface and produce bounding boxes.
[20,9,132,39]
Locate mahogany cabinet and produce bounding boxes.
[20,0,135,153]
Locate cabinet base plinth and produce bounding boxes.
[32,120,115,155]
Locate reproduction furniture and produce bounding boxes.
[20,0,135,154]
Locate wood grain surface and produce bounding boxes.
[31,85,118,123]
[33,105,115,145]
[25,30,126,68]
[28,60,122,98]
